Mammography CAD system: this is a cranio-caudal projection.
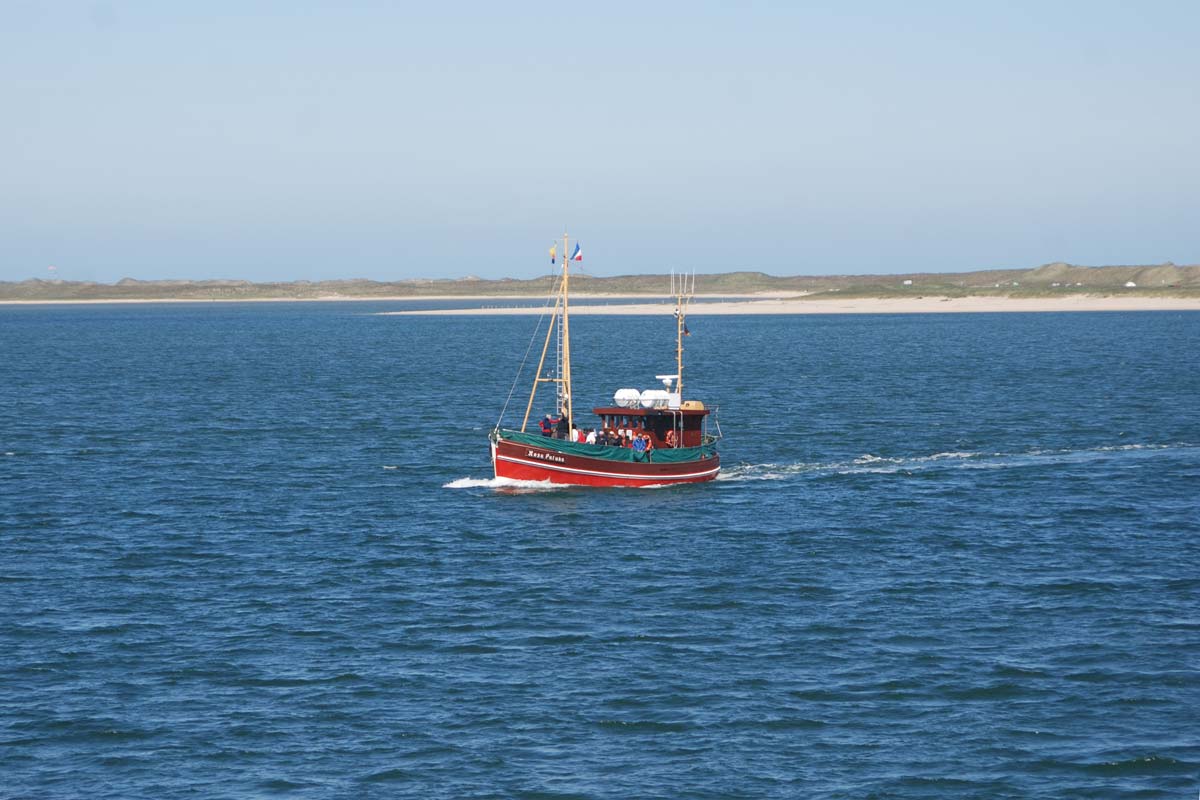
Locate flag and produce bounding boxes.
[684,322,691,336]
[549,244,556,264]
[571,243,582,261]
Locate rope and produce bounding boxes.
[495,286,557,429]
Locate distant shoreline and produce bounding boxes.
[3,262,1198,305]
[386,295,1200,315]
[5,293,1200,314]
[0,292,774,306]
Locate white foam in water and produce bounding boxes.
[852,454,893,465]
[445,476,682,491]
[1094,443,1171,452]
[722,443,1197,484]
[443,476,566,491]
[916,451,980,461]
[716,462,823,482]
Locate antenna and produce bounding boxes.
[671,267,695,399]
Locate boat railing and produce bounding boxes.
[705,404,723,443]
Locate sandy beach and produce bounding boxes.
[0,293,769,306]
[4,293,1197,313]
[0,295,537,305]
[385,294,1200,315]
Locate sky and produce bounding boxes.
[3,1,1198,283]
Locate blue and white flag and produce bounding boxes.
[571,243,582,262]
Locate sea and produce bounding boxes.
[1,302,1197,799]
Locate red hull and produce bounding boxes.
[492,437,720,487]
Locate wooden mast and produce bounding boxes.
[561,232,574,434]
[518,233,574,433]
[675,273,683,400]
[674,270,692,399]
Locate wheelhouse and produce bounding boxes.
[590,404,712,448]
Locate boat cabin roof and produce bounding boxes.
[592,406,710,417]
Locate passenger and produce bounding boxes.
[632,433,647,461]
[539,414,554,437]
[643,434,654,461]
[586,429,597,445]
[664,429,676,448]
[555,416,569,439]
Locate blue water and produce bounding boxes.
[2,303,1198,799]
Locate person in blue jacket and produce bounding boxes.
[632,433,647,461]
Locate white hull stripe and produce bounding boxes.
[495,454,720,481]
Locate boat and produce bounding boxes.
[489,233,721,487]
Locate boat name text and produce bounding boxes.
[526,449,566,464]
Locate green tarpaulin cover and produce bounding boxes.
[498,429,716,464]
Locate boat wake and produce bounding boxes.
[716,461,826,482]
[445,443,1195,491]
[443,476,568,492]
[718,442,1197,483]
[444,476,683,492]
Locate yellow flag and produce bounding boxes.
[549,244,557,264]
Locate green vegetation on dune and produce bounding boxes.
[801,262,1200,300]
[3,262,1199,301]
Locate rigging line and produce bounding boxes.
[495,281,559,429]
